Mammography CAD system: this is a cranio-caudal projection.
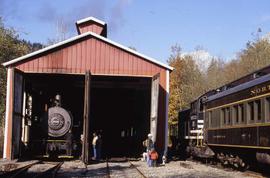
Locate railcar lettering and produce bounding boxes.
[250,85,270,96]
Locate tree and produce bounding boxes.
[0,17,43,156]
[168,45,205,124]
[47,18,69,45]
[0,18,43,126]
[238,38,270,74]
[205,58,226,90]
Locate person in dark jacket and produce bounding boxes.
[96,130,103,160]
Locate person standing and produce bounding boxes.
[65,129,73,156]
[144,133,154,166]
[92,132,98,160]
[149,148,158,167]
[96,130,102,160]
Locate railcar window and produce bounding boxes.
[248,102,254,121]
[233,105,239,124]
[266,97,270,121]
[254,100,261,121]
[226,107,230,125]
[239,104,244,123]
[209,111,213,128]
[221,108,225,125]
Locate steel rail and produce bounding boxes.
[32,162,63,178]
[106,158,111,178]
[0,160,42,178]
[128,160,147,178]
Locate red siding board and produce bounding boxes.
[123,53,128,74]
[100,42,105,72]
[109,46,113,74]
[128,54,132,73]
[71,45,76,73]
[76,43,80,72]
[67,46,72,70]
[81,42,85,73]
[42,56,46,72]
[86,40,90,70]
[94,40,98,73]
[38,57,42,70]
[104,44,109,74]
[118,51,123,74]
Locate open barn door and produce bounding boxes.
[11,68,24,159]
[150,73,160,143]
[82,70,91,164]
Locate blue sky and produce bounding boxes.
[1,0,270,64]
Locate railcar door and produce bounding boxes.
[11,68,24,159]
[82,70,91,164]
[150,73,160,143]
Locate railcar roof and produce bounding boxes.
[207,73,270,102]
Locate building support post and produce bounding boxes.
[3,68,13,159]
[164,70,170,162]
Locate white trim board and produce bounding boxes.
[76,16,106,26]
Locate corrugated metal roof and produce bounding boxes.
[207,73,270,102]
[2,32,173,71]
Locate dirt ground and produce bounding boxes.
[56,160,263,178]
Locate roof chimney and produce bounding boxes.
[76,17,107,37]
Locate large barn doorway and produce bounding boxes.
[11,72,158,162]
[21,73,85,159]
[89,76,152,158]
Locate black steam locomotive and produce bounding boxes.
[44,95,74,157]
[26,94,75,158]
[180,66,270,169]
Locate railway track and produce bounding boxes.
[0,161,63,178]
[106,158,147,178]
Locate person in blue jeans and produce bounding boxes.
[149,148,158,167]
[145,133,154,167]
[92,132,98,160]
[96,130,102,160]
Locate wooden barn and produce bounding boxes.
[2,17,173,163]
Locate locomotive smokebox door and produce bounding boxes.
[48,106,72,137]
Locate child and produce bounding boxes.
[149,148,158,167]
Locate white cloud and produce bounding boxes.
[182,50,215,72]
[262,32,270,42]
[260,15,270,22]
